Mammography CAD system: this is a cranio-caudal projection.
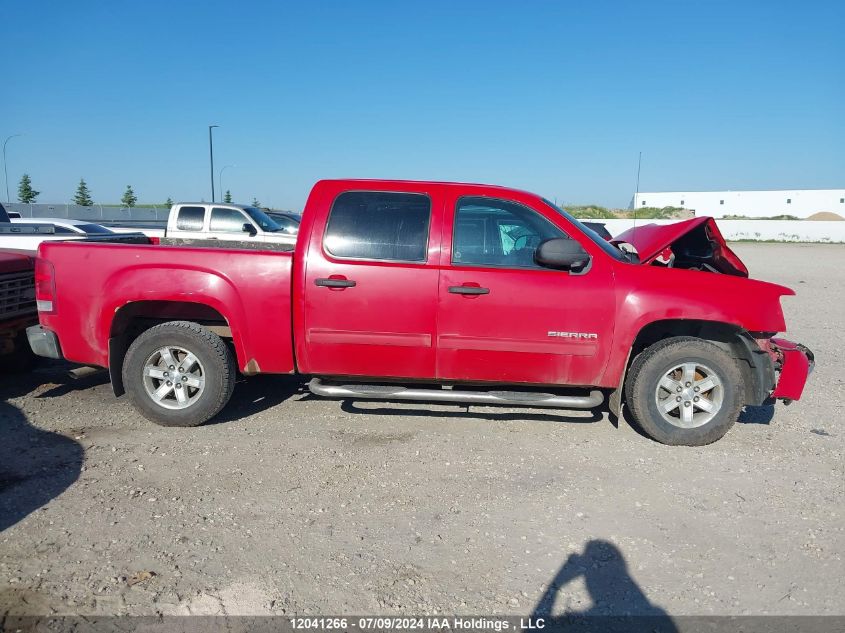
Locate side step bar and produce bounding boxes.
[308,378,603,410]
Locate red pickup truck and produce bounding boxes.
[26,179,813,445]
[0,250,37,371]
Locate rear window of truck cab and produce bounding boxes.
[176,206,205,231]
[324,191,430,262]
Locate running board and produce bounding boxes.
[308,378,603,409]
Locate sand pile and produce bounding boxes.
[807,211,844,221]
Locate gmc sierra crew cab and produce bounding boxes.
[26,180,813,445]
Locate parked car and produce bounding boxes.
[164,203,297,247]
[11,217,116,234]
[27,179,813,445]
[581,221,612,240]
[265,211,301,235]
[0,248,37,371]
[0,217,116,251]
[0,204,38,370]
[108,225,166,239]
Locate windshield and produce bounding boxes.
[541,199,628,262]
[268,214,300,234]
[77,223,114,234]
[243,207,282,232]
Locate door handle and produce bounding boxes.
[315,277,356,288]
[449,285,490,295]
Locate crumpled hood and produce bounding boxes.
[612,217,748,277]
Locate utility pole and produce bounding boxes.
[634,151,642,225]
[208,125,219,202]
[219,164,235,201]
[635,152,642,206]
[3,134,23,203]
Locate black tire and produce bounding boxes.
[122,321,236,427]
[0,332,39,374]
[625,336,744,446]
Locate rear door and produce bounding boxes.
[436,193,616,387]
[301,188,441,379]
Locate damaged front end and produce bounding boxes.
[755,336,815,403]
[613,217,748,276]
[612,217,815,404]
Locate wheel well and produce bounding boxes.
[630,320,741,361]
[625,320,772,407]
[109,301,232,396]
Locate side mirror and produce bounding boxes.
[535,238,591,272]
[242,223,258,236]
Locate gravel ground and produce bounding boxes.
[1,243,843,619]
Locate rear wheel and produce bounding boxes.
[625,336,744,446]
[122,321,236,427]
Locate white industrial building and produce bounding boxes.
[631,189,845,219]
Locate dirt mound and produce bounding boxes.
[807,211,844,221]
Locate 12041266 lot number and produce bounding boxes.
[290,618,429,629]
[290,617,546,630]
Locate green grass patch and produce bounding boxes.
[565,205,688,220]
[721,214,802,220]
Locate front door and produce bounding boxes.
[301,189,441,379]
[436,195,616,387]
[208,207,264,243]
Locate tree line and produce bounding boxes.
[14,174,253,208]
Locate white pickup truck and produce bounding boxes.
[164,203,298,247]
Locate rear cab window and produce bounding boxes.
[324,191,431,262]
[176,206,205,231]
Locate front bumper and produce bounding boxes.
[26,325,64,359]
[771,337,814,401]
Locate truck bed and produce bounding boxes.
[37,240,296,374]
[160,237,295,252]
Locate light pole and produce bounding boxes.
[219,164,235,202]
[3,134,23,203]
[208,125,219,202]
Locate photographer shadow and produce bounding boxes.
[532,539,677,633]
[0,398,83,532]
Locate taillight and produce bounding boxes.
[34,258,56,313]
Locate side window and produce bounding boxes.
[176,206,205,231]
[452,197,567,268]
[210,207,251,233]
[324,191,430,262]
[53,226,75,234]
[274,216,299,233]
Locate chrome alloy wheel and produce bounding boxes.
[142,346,205,410]
[654,362,723,428]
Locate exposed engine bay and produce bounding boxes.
[612,217,749,277]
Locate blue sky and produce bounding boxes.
[2,0,843,209]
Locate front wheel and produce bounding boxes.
[625,336,744,446]
[122,321,236,427]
